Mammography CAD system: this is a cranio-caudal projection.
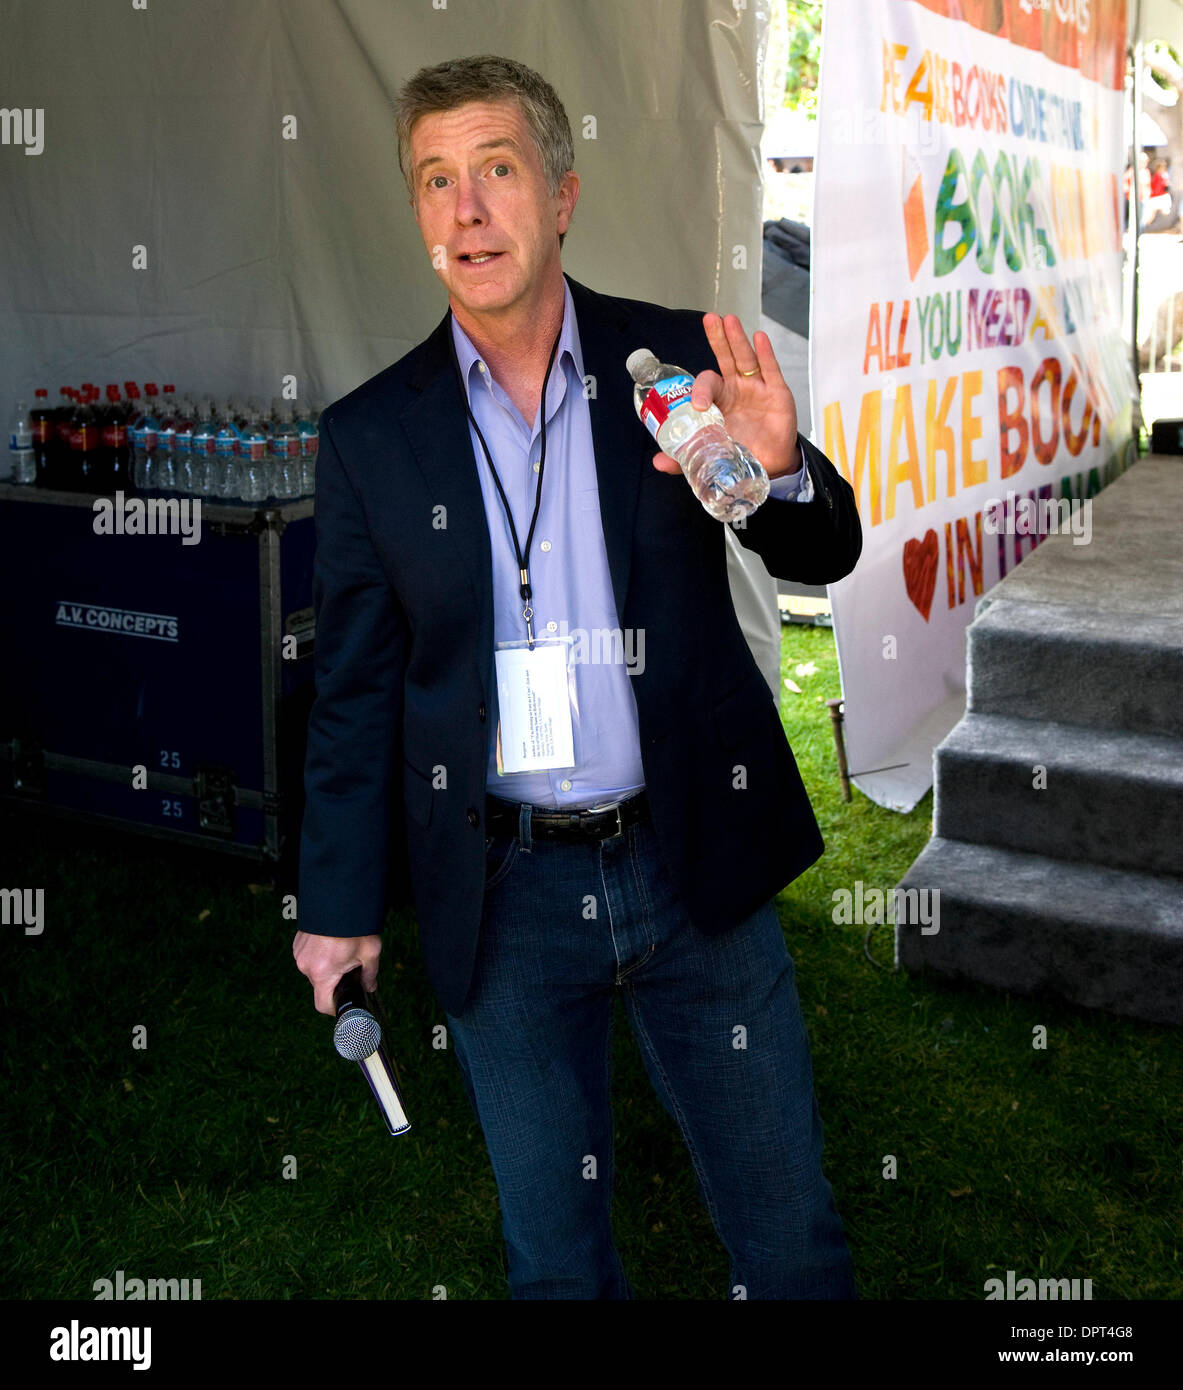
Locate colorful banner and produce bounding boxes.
[811,0,1134,811]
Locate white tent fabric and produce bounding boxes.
[0,0,785,698]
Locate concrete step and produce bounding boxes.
[933,712,1183,877]
[895,837,1183,1026]
[967,597,1183,740]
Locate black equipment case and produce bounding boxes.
[0,482,316,876]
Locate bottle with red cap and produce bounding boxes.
[100,385,132,492]
[66,386,102,491]
[30,389,55,487]
[53,388,76,479]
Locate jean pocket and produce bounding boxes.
[484,833,519,889]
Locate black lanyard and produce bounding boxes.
[448,315,562,649]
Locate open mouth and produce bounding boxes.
[458,251,503,266]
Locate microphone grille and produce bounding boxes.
[334,1006,381,1061]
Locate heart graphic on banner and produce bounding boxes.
[903,530,938,621]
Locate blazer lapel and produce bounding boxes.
[399,317,496,672]
[564,274,641,625]
[395,276,644,683]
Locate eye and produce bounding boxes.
[427,175,449,190]
[490,163,511,177]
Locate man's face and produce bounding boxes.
[408,99,578,322]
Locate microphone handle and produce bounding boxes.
[333,965,412,1137]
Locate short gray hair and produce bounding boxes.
[396,54,576,242]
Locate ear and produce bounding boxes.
[557,170,580,234]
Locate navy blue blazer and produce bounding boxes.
[297,273,862,1016]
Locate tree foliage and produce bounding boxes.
[783,0,822,116]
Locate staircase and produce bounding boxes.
[895,455,1183,1026]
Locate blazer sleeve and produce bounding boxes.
[296,411,410,939]
[730,433,863,585]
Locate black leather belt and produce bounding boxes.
[485,791,649,844]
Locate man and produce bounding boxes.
[294,54,861,1300]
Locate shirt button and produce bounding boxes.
[467,807,479,827]
[477,362,486,373]
[478,702,487,722]
[560,779,572,792]
[540,540,551,552]
[533,461,541,472]
[546,621,557,633]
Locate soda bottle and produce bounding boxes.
[53,388,76,479]
[67,388,102,491]
[30,389,55,486]
[99,386,132,492]
[626,348,768,524]
[8,399,35,484]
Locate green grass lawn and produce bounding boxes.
[1,622,1179,1300]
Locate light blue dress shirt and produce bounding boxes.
[451,279,812,809]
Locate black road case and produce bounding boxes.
[0,482,316,879]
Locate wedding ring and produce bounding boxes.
[740,367,761,376]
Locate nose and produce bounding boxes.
[454,171,489,227]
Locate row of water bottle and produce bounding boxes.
[7,383,320,502]
[147,396,321,502]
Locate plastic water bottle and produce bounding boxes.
[8,399,35,484]
[190,399,218,497]
[213,401,241,499]
[172,396,195,494]
[238,408,270,503]
[269,403,300,499]
[297,401,319,496]
[131,391,159,491]
[154,384,177,491]
[626,348,768,524]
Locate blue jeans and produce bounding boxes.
[444,799,856,1300]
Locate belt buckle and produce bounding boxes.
[586,801,624,842]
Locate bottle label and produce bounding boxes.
[300,433,318,458]
[639,375,695,436]
[247,439,266,461]
[69,425,97,451]
[33,420,51,444]
[102,424,128,447]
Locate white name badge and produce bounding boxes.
[494,639,576,774]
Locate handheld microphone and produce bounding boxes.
[333,966,411,1136]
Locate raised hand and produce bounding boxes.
[652,313,801,479]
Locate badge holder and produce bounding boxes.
[493,635,581,776]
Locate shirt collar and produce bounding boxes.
[449,276,585,402]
